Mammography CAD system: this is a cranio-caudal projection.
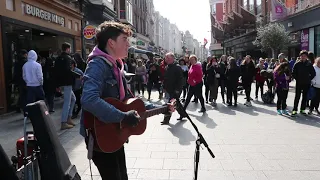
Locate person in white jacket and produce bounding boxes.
[309,57,320,115]
[22,50,45,112]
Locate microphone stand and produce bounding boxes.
[174,97,215,180]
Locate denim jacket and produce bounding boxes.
[80,57,157,137]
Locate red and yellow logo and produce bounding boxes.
[83,25,96,39]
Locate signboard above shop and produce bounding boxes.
[83,25,96,40]
[22,3,65,26]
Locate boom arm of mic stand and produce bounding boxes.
[173,97,215,159]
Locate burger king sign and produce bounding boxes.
[83,25,96,40]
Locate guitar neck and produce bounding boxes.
[141,106,168,119]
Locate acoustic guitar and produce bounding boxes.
[83,98,175,153]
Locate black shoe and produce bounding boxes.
[160,120,170,125]
[177,116,185,120]
[49,109,55,113]
[71,114,78,119]
[227,103,232,106]
[233,103,237,107]
[198,107,206,113]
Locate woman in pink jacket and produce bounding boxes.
[178,55,206,120]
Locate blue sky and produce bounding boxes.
[154,0,211,44]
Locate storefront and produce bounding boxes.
[224,31,266,59]
[0,0,82,114]
[279,5,320,57]
[82,1,118,58]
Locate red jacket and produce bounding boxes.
[255,66,265,82]
[188,63,203,86]
[159,62,166,82]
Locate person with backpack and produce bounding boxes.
[274,62,291,115]
[54,42,76,130]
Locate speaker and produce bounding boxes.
[26,100,81,180]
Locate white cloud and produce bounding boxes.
[154,0,211,44]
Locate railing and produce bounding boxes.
[287,0,320,15]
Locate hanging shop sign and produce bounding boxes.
[301,29,309,51]
[83,25,97,40]
[23,3,65,26]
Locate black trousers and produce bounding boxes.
[73,89,82,115]
[147,80,161,98]
[219,80,226,102]
[243,82,252,102]
[310,87,320,111]
[255,81,264,98]
[205,83,209,101]
[227,85,238,104]
[92,147,128,180]
[184,82,205,109]
[276,88,288,110]
[293,84,310,111]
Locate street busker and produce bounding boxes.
[291,50,316,116]
[80,21,174,180]
[309,57,320,115]
[274,62,291,115]
[178,55,206,120]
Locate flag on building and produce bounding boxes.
[270,0,287,21]
[204,38,208,47]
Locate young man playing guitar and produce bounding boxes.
[80,21,174,180]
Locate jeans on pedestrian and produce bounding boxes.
[276,88,288,110]
[61,86,76,123]
[310,87,320,112]
[293,84,310,111]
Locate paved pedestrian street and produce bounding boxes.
[1,85,320,180]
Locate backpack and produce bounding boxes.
[262,91,274,104]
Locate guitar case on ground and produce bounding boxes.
[26,100,81,180]
[0,144,19,180]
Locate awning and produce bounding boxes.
[128,47,155,57]
[211,25,224,41]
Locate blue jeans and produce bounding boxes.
[61,86,76,122]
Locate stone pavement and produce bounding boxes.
[1,83,320,180]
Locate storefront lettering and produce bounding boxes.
[24,4,65,26]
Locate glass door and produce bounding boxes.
[3,23,32,110]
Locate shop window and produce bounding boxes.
[75,22,79,31]
[68,20,72,29]
[6,0,15,11]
